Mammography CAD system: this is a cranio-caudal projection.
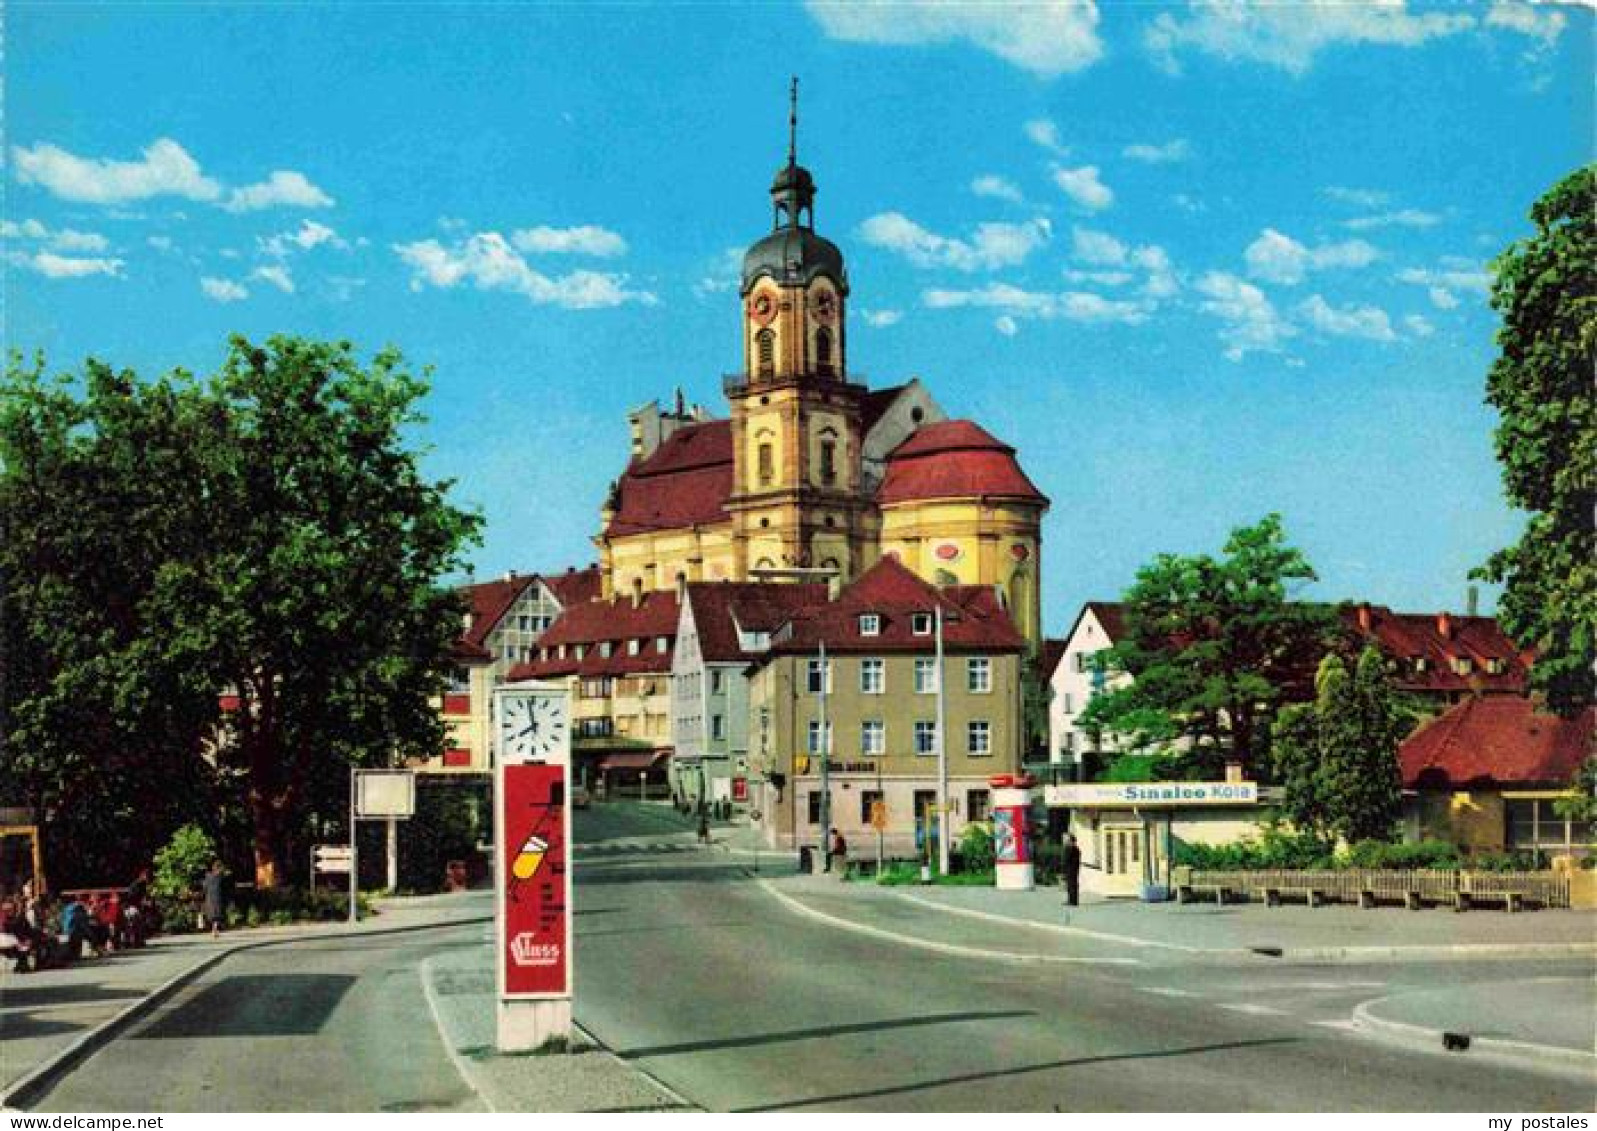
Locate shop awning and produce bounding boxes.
[599,750,671,771]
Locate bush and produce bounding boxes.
[1173,823,1333,871]
[957,822,995,873]
[151,824,217,901]
[1341,838,1462,871]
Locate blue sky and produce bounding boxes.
[7,1,1592,633]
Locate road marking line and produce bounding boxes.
[1218,1003,1290,1016]
[1139,987,1198,998]
[896,893,1210,954]
[1310,1019,1362,1032]
[755,878,1141,968]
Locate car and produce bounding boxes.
[571,784,592,810]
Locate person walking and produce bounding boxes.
[1063,834,1083,907]
[829,828,848,879]
[201,860,228,939]
[697,808,711,846]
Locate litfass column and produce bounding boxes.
[494,681,574,1051]
[991,774,1035,891]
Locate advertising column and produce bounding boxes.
[990,774,1035,891]
[494,681,572,1051]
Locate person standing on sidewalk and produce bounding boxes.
[201,859,228,939]
[1063,835,1082,907]
[829,828,848,879]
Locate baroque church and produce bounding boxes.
[593,103,1049,649]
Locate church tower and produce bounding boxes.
[726,83,874,584]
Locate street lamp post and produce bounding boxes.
[818,639,831,870]
[935,604,950,877]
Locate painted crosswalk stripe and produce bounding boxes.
[1218,1003,1290,1016]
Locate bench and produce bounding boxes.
[1176,882,1236,905]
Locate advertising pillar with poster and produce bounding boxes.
[493,681,573,1051]
[990,774,1035,891]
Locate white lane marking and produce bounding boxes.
[1242,981,1386,991]
[1310,1019,1363,1032]
[896,893,1211,954]
[1218,1003,1290,1017]
[1140,987,1198,998]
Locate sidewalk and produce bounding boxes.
[1,891,491,1102]
[419,944,689,1112]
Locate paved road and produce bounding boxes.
[574,804,1595,1112]
[31,923,489,1113]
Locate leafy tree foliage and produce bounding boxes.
[1080,515,1338,779]
[1475,165,1596,718]
[1271,647,1404,845]
[1,337,481,888]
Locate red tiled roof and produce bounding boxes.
[1039,637,1068,681]
[763,556,1025,658]
[543,565,602,607]
[684,582,829,662]
[877,419,1048,506]
[508,591,680,679]
[1342,605,1528,695]
[458,574,537,648]
[1400,696,1593,788]
[605,419,734,536]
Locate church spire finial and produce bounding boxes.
[788,76,799,167]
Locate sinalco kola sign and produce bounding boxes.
[1044,781,1259,808]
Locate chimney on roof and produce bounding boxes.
[1356,603,1372,633]
[503,570,516,583]
[1466,585,1479,617]
[1437,611,1453,639]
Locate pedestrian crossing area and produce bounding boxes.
[573,840,703,859]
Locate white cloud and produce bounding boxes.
[924,282,1149,325]
[995,315,1020,337]
[1244,228,1378,285]
[1071,225,1127,266]
[1298,294,1397,341]
[251,263,295,294]
[1134,244,1179,298]
[1344,209,1443,230]
[1427,286,1460,309]
[511,225,628,257]
[223,170,334,212]
[1146,1,1477,75]
[1064,268,1134,287]
[11,138,222,204]
[201,276,248,302]
[857,212,1052,272]
[1322,185,1391,208]
[260,219,346,258]
[147,235,175,253]
[971,174,1024,203]
[1485,1,1569,45]
[1053,165,1113,211]
[1171,193,1205,213]
[1398,262,1492,296]
[2,217,109,253]
[393,231,657,309]
[692,247,745,298]
[1404,313,1436,337]
[862,309,903,328]
[1122,139,1191,164]
[8,249,125,279]
[805,1,1104,77]
[1194,271,1293,361]
[1024,118,1069,154]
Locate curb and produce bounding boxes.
[2,912,492,1111]
[572,1022,700,1113]
[896,893,1211,955]
[754,877,1141,967]
[1351,997,1597,1078]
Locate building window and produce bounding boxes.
[815,327,834,375]
[447,667,470,693]
[758,442,774,484]
[807,720,832,756]
[1074,652,1091,673]
[711,715,725,741]
[967,657,991,693]
[710,670,724,694]
[1506,798,1595,852]
[574,644,586,660]
[600,642,613,658]
[914,720,937,756]
[628,639,641,656]
[806,658,831,695]
[757,328,775,377]
[1061,692,1074,714]
[860,720,885,756]
[656,636,669,653]
[860,789,883,825]
[966,789,991,822]
[968,720,991,755]
[819,438,837,483]
[913,789,938,829]
[807,791,823,825]
[860,658,885,694]
[858,613,880,637]
[911,613,932,636]
[914,657,936,694]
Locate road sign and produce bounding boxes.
[313,845,352,873]
[355,770,416,819]
[870,801,889,831]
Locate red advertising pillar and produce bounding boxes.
[990,774,1036,891]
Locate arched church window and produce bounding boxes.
[756,329,775,377]
[757,442,774,484]
[815,327,833,376]
[819,438,836,484]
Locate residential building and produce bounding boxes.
[1401,696,1593,858]
[1046,602,1131,772]
[744,557,1027,856]
[669,581,827,810]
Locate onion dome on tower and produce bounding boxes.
[741,79,847,297]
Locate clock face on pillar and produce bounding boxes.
[498,691,569,765]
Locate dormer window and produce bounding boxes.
[574,644,586,660]
[656,636,669,653]
[859,614,881,637]
[1413,656,1429,673]
[911,613,932,636]
[628,639,641,656]
[1452,657,1473,675]
[600,642,613,658]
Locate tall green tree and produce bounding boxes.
[1,337,481,888]
[1272,647,1404,845]
[1475,165,1596,718]
[1080,515,1338,779]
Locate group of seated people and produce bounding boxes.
[0,876,158,973]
